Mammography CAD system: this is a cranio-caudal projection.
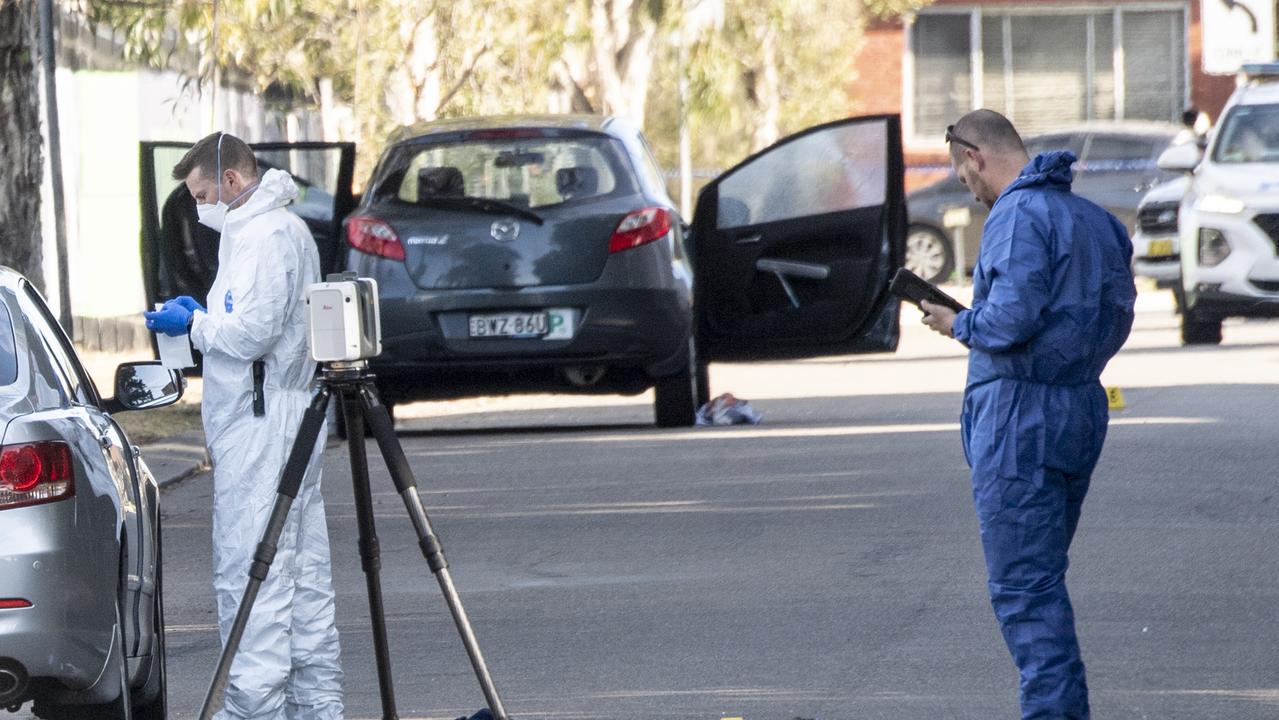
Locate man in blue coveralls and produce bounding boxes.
[920,109,1136,719]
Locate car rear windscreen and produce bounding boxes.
[375,134,634,210]
[0,298,16,386]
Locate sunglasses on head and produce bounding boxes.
[945,125,980,152]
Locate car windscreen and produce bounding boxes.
[0,297,16,387]
[372,133,635,211]
[1212,104,1279,164]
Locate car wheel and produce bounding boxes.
[905,225,955,284]
[653,338,698,428]
[132,518,167,720]
[1181,311,1223,345]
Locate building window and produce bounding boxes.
[910,6,1186,140]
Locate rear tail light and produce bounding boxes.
[0,599,32,609]
[0,441,75,510]
[609,207,672,254]
[346,216,406,261]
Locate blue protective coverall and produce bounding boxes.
[950,151,1135,720]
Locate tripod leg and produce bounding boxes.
[198,387,331,720]
[337,388,400,720]
[358,384,511,720]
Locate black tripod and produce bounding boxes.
[197,360,510,720]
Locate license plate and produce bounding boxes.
[468,309,575,339]
[1147,239,1174,257]
[468,312,548,338]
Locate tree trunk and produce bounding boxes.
[0,0,44,289]
[749,22,780,152]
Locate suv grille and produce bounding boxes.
[1251,279,1279,293]
[1138,202,1179,234]
[1255,214,1279,252]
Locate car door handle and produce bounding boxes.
[755,258,831,309]
[734,234,762,245]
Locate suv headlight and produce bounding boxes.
[1198,228,1231,267]
[1196,193,1247,214]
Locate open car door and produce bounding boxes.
[139,141,357,311]
[691,115,905,361]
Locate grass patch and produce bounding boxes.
[113,401,204,445]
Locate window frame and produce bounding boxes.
[903,3,1191,148]
[17,280,102,408]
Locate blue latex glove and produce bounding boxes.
[144,303,192,337]
[171,295,206,313]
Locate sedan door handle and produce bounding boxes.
[734,234,762,245]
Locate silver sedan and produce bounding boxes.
[0,266,181,719]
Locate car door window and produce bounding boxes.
[1082,135,1159,170]
[0,298,17,387]
[717,122,887,229]
[17,284,100,406]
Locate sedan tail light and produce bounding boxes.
[609,207,672,254]
[0,441,75,510]
[346,216,406,261]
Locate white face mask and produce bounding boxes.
[196,200,229,231]
[195,133,256,232]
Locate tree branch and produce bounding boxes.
[435,43,491,113]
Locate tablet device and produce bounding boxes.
[889,267,968,314]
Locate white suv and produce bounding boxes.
[1158,63,1279,344]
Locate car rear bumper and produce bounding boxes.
[370,285,693,401]
[0,503,116,695]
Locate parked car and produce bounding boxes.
[1157,63,1279,345]
[1131,176,1189,303]
[906,122,1179,282]
[141,114,907,427]
[0,266,182,718]
[344,114,905,425]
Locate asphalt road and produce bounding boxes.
[91,293,1279,719]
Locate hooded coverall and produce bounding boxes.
[190,168,344,719]
[950,151,1135,720]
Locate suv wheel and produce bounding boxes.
[1181,311,1223,345]
[905,225,955,283]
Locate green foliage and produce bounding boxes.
[83,0,930,181]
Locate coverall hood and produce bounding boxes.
[1002,150,1077,198]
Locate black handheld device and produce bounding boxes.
[888,267,968,314]
[252,360,266,417]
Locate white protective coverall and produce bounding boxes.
[190,168,344,719]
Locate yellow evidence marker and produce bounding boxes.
[1106,386,1126,410]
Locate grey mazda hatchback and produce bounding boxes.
[344,115,701,425]
[141,113,909,427]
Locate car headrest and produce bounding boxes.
[555,166,599,199]
[418,166,465,201]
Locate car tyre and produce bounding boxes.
[905,225,955,284]
[1181,311,1222,345]
[653,338,699,427]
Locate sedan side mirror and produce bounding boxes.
[106,361,184,413]
[1157,143,1202,172]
